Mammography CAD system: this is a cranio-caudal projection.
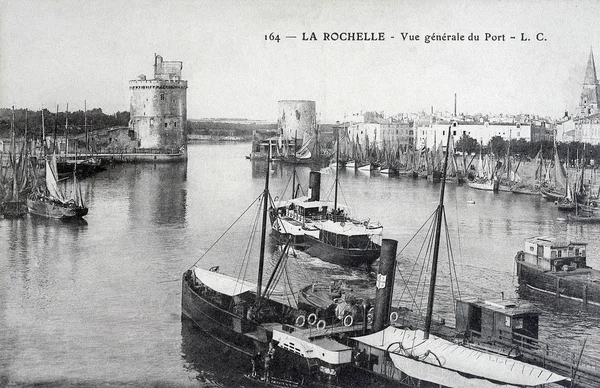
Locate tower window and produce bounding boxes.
[161,93,165,101]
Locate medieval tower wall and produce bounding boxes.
[129,55,188,150]
[278,100,317,155]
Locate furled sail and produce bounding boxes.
[354,327,567,388]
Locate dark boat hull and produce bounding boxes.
[181,271,269,357]
[305,236,380,267]
[27,197,88,219]
[516,260,600,306]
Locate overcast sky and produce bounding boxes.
[1,0,599,122]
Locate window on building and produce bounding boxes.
[160,93,165,100]
[165,123,168,128]
[453,131,456,136]
[174,122,177,127]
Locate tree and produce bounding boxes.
[488,135,507,157]
[455,133,479,155]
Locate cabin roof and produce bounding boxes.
[525,236,587,249]
[318,219,380,236]
[457,296,540,317]
[274,196,344,210]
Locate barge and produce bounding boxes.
[515,236,600,307]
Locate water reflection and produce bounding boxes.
[128,163,187,226]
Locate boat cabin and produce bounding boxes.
[521,236,587,272]
[273,196,332,223]
[455,297,540,344]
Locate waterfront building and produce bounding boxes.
[415,120,532,150]
[346,112,414,152]
[129,54,188,151]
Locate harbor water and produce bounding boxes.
[1,142,599,387]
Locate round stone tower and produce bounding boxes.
[278,100,317,156]
[129,54,188,151]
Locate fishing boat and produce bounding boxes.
[270,128,383,268]
[1,107,29,218]
[348,122,570,388]
[540,140,568,202]
[27,155,88,219]
[182,151,374,385]
[515,236,600,307]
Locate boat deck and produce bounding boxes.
[272,322,367,341]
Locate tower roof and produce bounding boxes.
[583,48,598,85]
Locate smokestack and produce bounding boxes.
[454,93,457,117]
[308,171,321,201]
[372,239,398,332]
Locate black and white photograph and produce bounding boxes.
[1,1,600,387]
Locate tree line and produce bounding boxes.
[0,107,130,140]
[455,134,600,165]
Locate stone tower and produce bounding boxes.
[129,54,188,151]
[578,48,600,117]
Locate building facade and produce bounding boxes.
[415,121,532,150]
[129,54,188,150]
[346,113,414,152]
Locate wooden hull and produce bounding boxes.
[567,214,600,223]
[467,180,496,191]
[181,271,269,356]
[27,197,88,219]
[516,260,600,306]
[305,236,380,267]
[540,187,564,202]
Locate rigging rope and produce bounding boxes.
[188,193,263,269]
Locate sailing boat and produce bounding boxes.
[270,128,383,267]
[350,122,568,387]
[540,139,568,201]
[181,150,372,384]
[27,154,88,219]
[2,107,29,218]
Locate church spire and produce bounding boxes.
[578,47,600,117]
[584,47,598,85]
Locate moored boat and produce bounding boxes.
[270,171,382,268]
[27,155,88,219]
[516,236,600,306]
[182,151,372,384]
[348,122,570,388]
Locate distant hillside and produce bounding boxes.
[187,119,277,138]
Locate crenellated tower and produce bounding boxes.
[578,48,600,117]
[129,54,188,151]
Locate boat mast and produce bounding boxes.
[41,108,46,158]
[65,103,69,157]
[423,120,454,340]
[334,121,341,214]
[11,106,17,201]
[256,147,270,304]
[84,100,88,153]
[292,129,297,198]
[53,105,58,153]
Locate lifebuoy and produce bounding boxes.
[343,315,353,327]
[307,313,318,326]
[367,313,373,324]
[317,319,326,330]
[295,315,306,327]
[390,311,398,322]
